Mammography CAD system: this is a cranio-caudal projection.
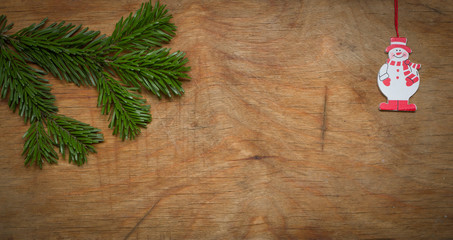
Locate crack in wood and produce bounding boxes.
[124,198,161,240]
[321,86,328,151]
[230,155,277,161]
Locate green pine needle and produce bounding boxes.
[0,1,189,168]
[47,114,104,166]
[110,48,190,98]
[0,46,57,122]
[22,120,58,168]
[108,1,176,51]
[10,19,105,86]
[0,15,14,44]
[98,73,152,140]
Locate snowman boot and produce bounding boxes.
[398,100,417,111]
[379,100,398,111]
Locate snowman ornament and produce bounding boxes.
[378,37,421,111]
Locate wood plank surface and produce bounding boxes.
[1,0,452,239]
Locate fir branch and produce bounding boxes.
[0,15,14,45]
[22,119,58,168]
[97,73,151,140]
[0,45,57,122]
[110,48,190,98]
[108,1,176,51]
[46,114,104,166]
[0,1,190,168]
[9,19,106,86]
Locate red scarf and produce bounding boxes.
[387,59,420,84]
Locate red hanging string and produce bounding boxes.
[394,0,399,37]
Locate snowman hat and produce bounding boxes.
[385,37,412,53]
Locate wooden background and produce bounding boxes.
[1,0,452,239]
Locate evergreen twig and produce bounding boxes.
[22,119,58,168]
[46,114,104,165]
[0,1,190,168]
[0,45,57,123]
[97,73,152,140]
[10,19,105,86]
[110,49,189,98]
[108,1,176,51]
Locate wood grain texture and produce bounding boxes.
[1,0,452,239]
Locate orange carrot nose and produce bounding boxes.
[396,52,402,55]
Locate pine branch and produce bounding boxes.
[110,48,190,98]
[9,18,106,86]
[0,15,14,45]
[0,1,190,168]
[22,114,103,168]
[0,45,57,122]
[97,73,151,140]
[47,114,104,166]
[22,119,58,168]
[108,1,176,51]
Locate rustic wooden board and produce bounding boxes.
[0,0,452,239]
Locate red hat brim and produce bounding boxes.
[386,44,412,53]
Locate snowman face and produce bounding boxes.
[388,48,409,61]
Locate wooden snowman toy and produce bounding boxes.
[378,37,421,111]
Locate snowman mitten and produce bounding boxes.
[405,75,419,86]
[379,73,391,86]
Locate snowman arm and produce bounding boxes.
[378,64,389,81]
[404,60,421,70]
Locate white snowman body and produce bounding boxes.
[377,47,420,101]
